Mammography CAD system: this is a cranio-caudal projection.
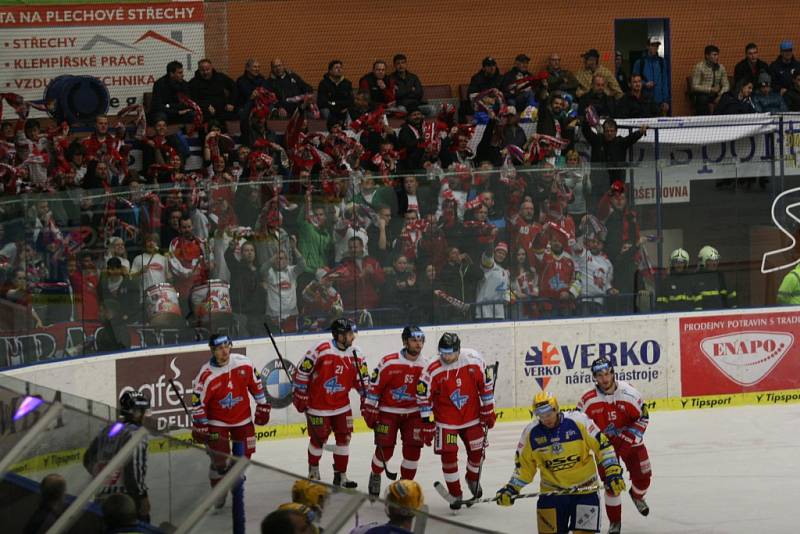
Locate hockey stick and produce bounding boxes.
[263,322,295,387]
[433,481,601,507]
[168,378,192,420]
[352,348,397,481]
[465,360,499,506]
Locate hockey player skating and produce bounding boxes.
[363,326,429,498]
[349,479,425,534]
[191,334,271,505]
[293,318,369,488]
[83,391,151,522]
[417,332,496,509]
[495,391,625,534]
[578,357,651,534]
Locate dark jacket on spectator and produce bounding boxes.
[150,74,189,116]
[753,91,788,112]
[265,71,313,114]
[500,67,530,102]
[317,74,354,116]
[784,87,800,111]
[397,122,425,171]
[359,73,395,106]
[546,68,579,96]
[733,58,769,87]
[578,90,615,118]
[581,123,644,190]
[189,69,238,118]
[439,257,482,314]
[235,72,268,108]
[769,56,800,92]
[389,71,425,109]
[614,92,659,118]
[225,245,266,316]
[714,91,756,115]
[468,70,502,97]
[536,106,575,146]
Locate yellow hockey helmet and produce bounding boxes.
[384,479,424,517]
[533,391,559,417]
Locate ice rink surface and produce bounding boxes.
[240,404,799,533]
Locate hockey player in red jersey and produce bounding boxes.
[363,326,429,498]
[577,357,651,534]
[416,332,496,509]
[292,318,369,488]
[191,335,271,504]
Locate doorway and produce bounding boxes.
[614,18,672,110]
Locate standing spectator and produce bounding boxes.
[783,71,800,111]
[536,92,577,148]
[396,175,435,218]
[733,43,769,88]
[3,269,45,328]
[615,74,660,118]
[576,49,623,99]
[23,474,67,534]
[189,58,238,121]
[690,45,730,115]
[331,236,385,313]
[265,58,313,118]
[501,54,535,110]
[614,51,630,94]
[161,208,183,250]
[98,257,137,324]
[169,216,212,314]
[150,61,193,124]
[235,58,268,109]
[318,60,354,123]
[537,228,579,317]
[573,222,617,315]
[129,233,170,296]
[602,181,644,314]
[562,150,591,221]
[475,242,511,321]
[297,194,333,274]
[360,60,397,109]
[545,53,579,97]
[753,72,788,112]
[70,252,100,322]
[632,36,670,114]
[262,237,305,334]
[438,246,483,323]
[225,238,266,337]
[715,79,756,115]
[255,209,293,269]
[769,40,800,95]
[389,54,429,114]
[380,254,419,325]
[581,119,647,210]
[366,204,397,267]
[104,237,130,274]
[301,268,344,331]
[397,109,427,172]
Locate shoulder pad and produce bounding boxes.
[427,359,443,373]
[381,352,401,363]
[315,341,331,352]
[580,389,599,403]
[563,410,600,435]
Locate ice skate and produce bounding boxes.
[333,471,358,489]
[630,489,650,516]
[368,472,381,498]
[467,478,483,500]
[308,465,320,480]
[608,522,621,534]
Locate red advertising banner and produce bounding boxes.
[680,311,800,395]
[0,3,204,28]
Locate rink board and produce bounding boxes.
[6,306,800,447]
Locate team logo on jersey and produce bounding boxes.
[218,392,243,410]
[191,393,200,406]
[261,359,296,409]
[370,369,379,383]
[300,358,314,372]
[323,377,345,394]
[390,385,415,402]
[416,381,428,396]
[551,442,563,454]
[449,388,469,410]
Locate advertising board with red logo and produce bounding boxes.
[680,311,800,395]
[0,2,204,117]
[513,316,671,407]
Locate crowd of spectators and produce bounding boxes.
[0,38,775,349]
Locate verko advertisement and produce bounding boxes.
[680,310,800,395]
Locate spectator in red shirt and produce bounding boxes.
[331,236,385,313]
[69,252,100,322]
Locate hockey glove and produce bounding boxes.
[604,464,626,496]
[420,418,435,446]
[480,404,497,429]
[293,388,309,413]
[254,403,271,426]
[495,484,519,506]
[362,403,380,429]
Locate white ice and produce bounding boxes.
[234,403,800,533]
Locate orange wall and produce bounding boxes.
[208,1,799,116]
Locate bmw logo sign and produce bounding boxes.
[261,359,296,409]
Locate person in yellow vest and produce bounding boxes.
[777,263,800,304]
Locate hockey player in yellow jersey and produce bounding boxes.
[495,391,626,534]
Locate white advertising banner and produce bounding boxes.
[0,2,205,117]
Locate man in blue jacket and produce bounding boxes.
[632,37,669,115]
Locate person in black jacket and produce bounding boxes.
[389,54,429,114]
[578,75,616,117]
[581,119,646,211]
[733,43,770,87]
[265,58,313,118]
[317,60,354,124]
[23,474,67,534]
[714,80,756,115]
[769,40,800,95]
[235,58,268,108]
[397,108,425,171]
[614,74,659,118]
[225,238,266,337]
[537,92,577,147]
[189,59,237,122]
[150,60,193,124]
[465,57,502,116]
[501,54,534,110]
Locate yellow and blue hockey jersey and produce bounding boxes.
[509,410,618,493]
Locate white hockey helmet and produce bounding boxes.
[670,248,690,265]
[698,245,720,268]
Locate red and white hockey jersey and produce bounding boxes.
[574,249,614,302]
[417,348,494,429]
[294,340,368,416]
[366,350,428,414]
[192,353,267,428]
[577,379,649,447]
